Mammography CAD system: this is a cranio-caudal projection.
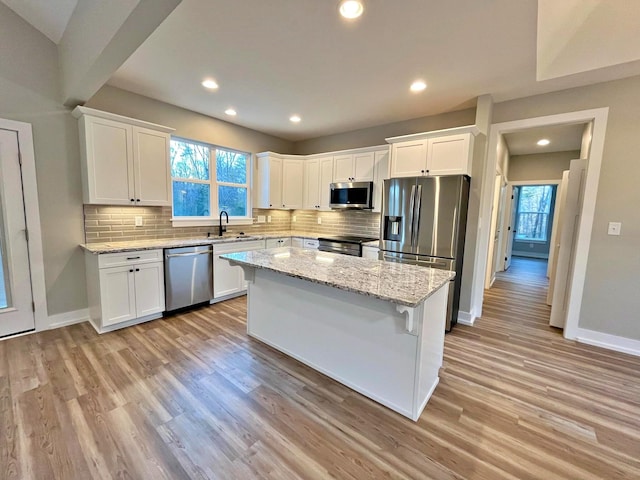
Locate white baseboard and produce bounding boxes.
[575,328,640,357]
[457,310,476,326]
[47,308,89,330]
[512,252,549,259]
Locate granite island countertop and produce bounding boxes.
[222,247,453,307]
[80,231,322,254]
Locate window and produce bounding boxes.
[170,138,250,222]
[514,185,556,242]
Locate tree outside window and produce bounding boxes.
[170,138,250,219]
[515,185,555,242]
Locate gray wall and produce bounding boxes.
[0,4,87,316]
[493,75,640,340]
[292,108,477,154]
[508,151,578,182]
[86,85,294,155]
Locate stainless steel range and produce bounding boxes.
[317,235,379,257]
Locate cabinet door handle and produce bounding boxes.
[136,199,141,202]
[126,256,141,260]
[130,198,135,202]
[269,204,272,207]
[129,269,134,273]
[135,268,140,272]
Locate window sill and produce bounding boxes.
[171,217,254,228]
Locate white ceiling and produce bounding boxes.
[1,0,77,44]
[8,0,640,142]
[503,124,585,156]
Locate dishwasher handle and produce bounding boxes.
[166,249,213,258]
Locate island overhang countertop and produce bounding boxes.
[222,247,454,308]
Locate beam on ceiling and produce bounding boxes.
[58,0,181,107]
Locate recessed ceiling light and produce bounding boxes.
[537,139,550,146]
[290,115,301,123]
[339,0,364,19]
[201,79,218,90]
[410,80,427,92]
[225,108,237,116]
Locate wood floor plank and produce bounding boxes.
[0,256,639,479]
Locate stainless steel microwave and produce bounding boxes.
[329,181,373,209]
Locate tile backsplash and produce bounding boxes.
[291,209,380,238]
[83,205,381,243]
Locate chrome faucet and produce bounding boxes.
[219,210,229,236]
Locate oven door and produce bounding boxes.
[318,240,361,256]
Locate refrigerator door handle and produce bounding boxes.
[413,184,422,246]
[408,184,416,246]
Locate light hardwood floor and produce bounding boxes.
[1,257,639,479]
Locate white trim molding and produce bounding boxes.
[48,309,89,330]
[0,118,49,331]
[575,328,640,357]
[457,310,476,326]
[472,107,609,343]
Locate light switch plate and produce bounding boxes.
[292,215,297,222]
[267,215,272,223]
[134,216,143,227]
[257,215,266,223]
[607,221,622,235]
[317,217,322,224]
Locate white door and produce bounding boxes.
[504,186,519,270]
[268,157,283,208]
[549,159,587,328]
[134,263,165,317]
[426,134,471,176]
[303,159,320,209]
[0,130,35,337]
[100,266,137,327]
[353,152,375,181]
[390,141,426,177]
[282,159,304,209]
[547,171,570,305]
[485,174,503,288]
[213,253,244,298]
[333,155,354,182]
[318,157,334,210]
[133,127,171,206]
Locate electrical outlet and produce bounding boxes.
[607,221,622,235]
[134,216,143,227]
[267,215,272,223]
[317,217,322,225]
[292,215,297,222]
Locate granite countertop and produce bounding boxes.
[80,231,323,254]
[222,247,454,307]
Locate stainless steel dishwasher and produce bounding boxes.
[164,245,213,311]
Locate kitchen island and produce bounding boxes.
[222,247,454,421]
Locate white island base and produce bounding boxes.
[241,267,448,421]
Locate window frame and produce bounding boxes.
[513,184,556,243]
[170,136,253,227]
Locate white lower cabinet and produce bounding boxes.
[292,237,304,248]
[362,245,380,260]
[85,249,165,332]
[213,240,265,300]
[266,237,291,248]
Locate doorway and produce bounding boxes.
[473,108,609,340]
[0,119,47,338]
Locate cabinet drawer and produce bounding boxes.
[98,249,163,268]
[213,240,265,254]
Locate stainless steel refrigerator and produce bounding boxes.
[380,175,470,331]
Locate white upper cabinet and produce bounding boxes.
[282,159,304,209]
[73,106,174,206]
[387,126,479,178]
[333,152,374,182]
[304,156,333,210]
[372,148,390,213]
[256,153,303,209]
